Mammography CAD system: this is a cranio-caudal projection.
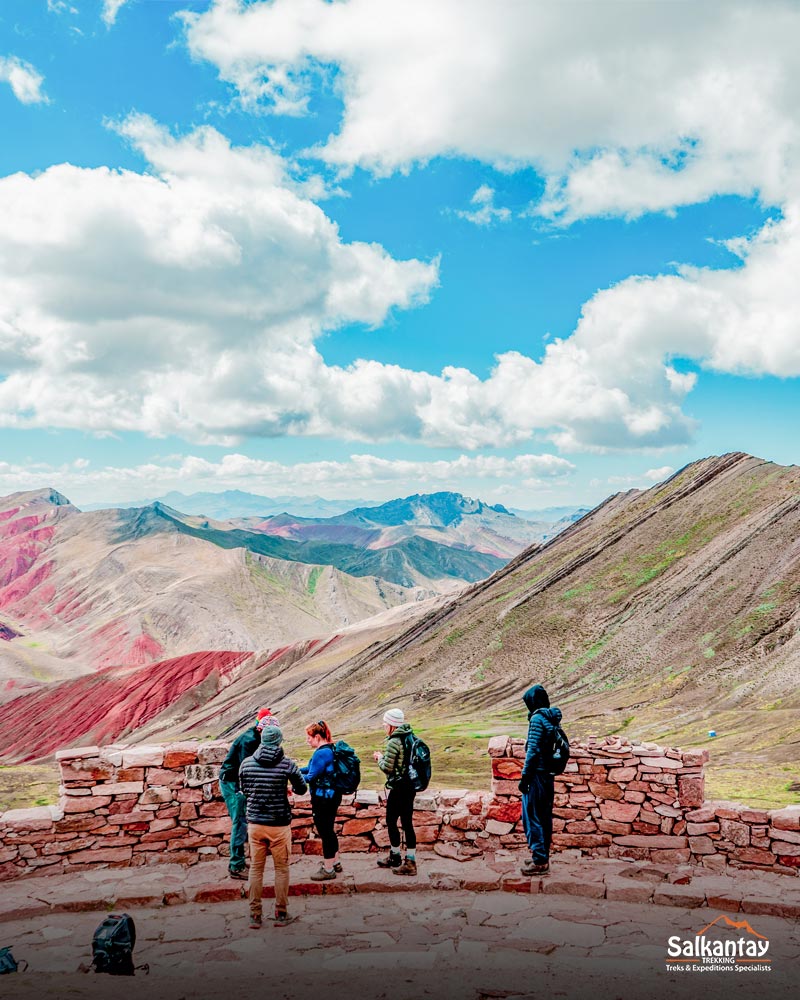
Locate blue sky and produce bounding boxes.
[0,0,798,509]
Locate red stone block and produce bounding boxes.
[199,802,228,818]
[552,833,611,848]
[342,818,377,835]
[176,789,203,803]
[770,808,800,832]
[607,767,637,783]
[719,818,749,846]
[565,820,597,834]
[599,801,640,823]
[62,795,111,813]
[303,840,323,855]
[188,818,230,836]
[68,847,133,864]
[492,759,522,779]
[597,819,632,836]
[163,750,199,768]
[615,834,688,849]
[414,826,440,844]
[589,780,623,800]
[54,816,105,834]
[730,847,775,865]
[116,768,145,782]
[486,800,522,824]
[139,827,188,842]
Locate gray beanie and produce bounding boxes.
[260,724,283,747]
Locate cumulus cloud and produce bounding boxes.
[0,451,573,506]
[456,186,511,227]
[181,0,799,215]
[170,0,800,452]
[0,115,439,445]
[102,0,129,26]
[0,56,48,104]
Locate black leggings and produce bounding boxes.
[312,793,342,860]
[386,785,416,850]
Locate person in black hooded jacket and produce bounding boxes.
[518,684,562,875]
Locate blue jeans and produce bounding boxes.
[220,779,247,871]
[521,772,554,864]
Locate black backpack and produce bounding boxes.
[548,725,570,775]
[402,732,432,792]
[330,740,361,794]
[91,914,136,976]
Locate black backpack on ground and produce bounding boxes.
[402,731,432,792]
[91,914,136,976]
[547,725,571,775]
[330,740,361,794]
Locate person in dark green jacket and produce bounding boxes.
[373,707,417,876]
[219,708,278,878]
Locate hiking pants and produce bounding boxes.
[219,778,247,871]
[312,792,342,861]
[521,771,554,864]
[248,823,292,916]
[386,784,417,851]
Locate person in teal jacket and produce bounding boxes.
[219,708,278,878]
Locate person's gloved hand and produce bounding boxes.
[518,775,530,794]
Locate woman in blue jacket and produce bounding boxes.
[301,720,343,881]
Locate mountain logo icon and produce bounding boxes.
[696,914,768,940]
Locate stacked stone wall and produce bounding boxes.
[0,736,798,881]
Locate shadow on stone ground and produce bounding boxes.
[1,890,797,1000]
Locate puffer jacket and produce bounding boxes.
[239,744,307,826]
[378,722,413,787]
[219,726,261,790]
[522,684,562,776]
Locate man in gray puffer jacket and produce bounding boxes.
[239,725,307,928]
[518,684,562,876]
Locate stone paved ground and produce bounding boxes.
[1,854,798,999]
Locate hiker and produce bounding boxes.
[518,683,561,875]
[372,707,417,876]
[218,708,279,879]
[239,723,307,928]
[300,720,343,882]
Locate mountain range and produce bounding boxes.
[81,490,380,520]
[0,487,558,703]
[3,453,796,805]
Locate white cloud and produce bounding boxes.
[0,451,574,506]
[456,185,511,227]
[0,56,48,105]
[645,466,674,483]
[102,0,129,26]
[48,1,79,14]
[181,0,800,217]
[0,115,440,446]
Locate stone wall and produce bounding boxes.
[0,735,798,881]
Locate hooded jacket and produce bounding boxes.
[239,744,307,826]
[378,722,413,787]
[522,684,563,777]
[219,725,261,790]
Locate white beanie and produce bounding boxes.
[383,708,405,727]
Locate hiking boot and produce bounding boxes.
[310,863,336,881]
[273,911,298,927]
[376,852,402,869]
[229,868,248,880]
[393,858,417,877]
[249,914,262,929]
[333,861,343,873]
[521,858,550,876]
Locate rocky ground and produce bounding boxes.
[1,854,798,1000]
